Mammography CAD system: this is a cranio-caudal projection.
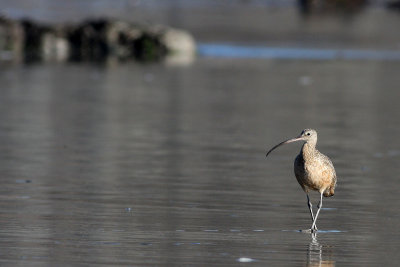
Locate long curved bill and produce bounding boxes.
[266,136,304,157]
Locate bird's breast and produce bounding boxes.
[294,155,335,192]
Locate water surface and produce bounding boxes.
[0,58,399,265]
[1,1,400,266]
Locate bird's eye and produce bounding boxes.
[306,133,311,136]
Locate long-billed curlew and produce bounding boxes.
[265,129,336,232]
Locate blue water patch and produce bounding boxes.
[317,229,345,233]
[198,43,400,61]
[321,207,337,210]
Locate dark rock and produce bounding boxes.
[0,17,196,63]
[387,1,400,11]
[67,19,110,61]
[298,0,368,15]
[0,16,24,62]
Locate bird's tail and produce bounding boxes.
[323,187,335,197]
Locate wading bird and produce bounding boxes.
[266,129,336,232]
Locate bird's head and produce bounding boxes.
[266,129,318,157]
[299,128,317,142]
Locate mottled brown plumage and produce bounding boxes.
[266,129,337,232]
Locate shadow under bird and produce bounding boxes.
[265,129,337,233]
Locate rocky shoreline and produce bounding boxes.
[0,17,196,63]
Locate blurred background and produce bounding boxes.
[0,0,400,266]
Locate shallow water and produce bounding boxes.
[1,1,400,266]
[0,58,399,266]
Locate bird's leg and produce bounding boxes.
[306,194,319,232]
[311,192,323,231]
[307,194,318,232]
[307,194,315,222]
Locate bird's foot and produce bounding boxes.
[300,227,318,234]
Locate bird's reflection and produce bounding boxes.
[307,233,335,267]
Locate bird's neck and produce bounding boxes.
[301,142,317,160]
